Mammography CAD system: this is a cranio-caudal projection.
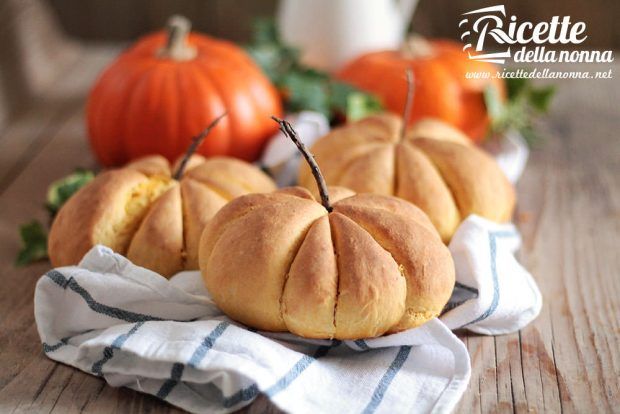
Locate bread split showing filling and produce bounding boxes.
[48,155,277,275]
[95,175,174,255]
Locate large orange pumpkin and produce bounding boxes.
[87,16,282,166]
[337,36,505,142]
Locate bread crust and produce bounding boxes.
[333,198,454,332]
[282,215,337,338]
[49,155,276,276]
[127,184,184,276]
[48,168,150,267]
[200,187,455,339]
[298,113,516,242]
[180,178,227,269]
[330,212,406,339]
[203,193,327,331]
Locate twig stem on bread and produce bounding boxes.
[271,116,332,212]
[401,69,415,140]
[173,112,227,180]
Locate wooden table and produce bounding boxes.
[0,45,618,413]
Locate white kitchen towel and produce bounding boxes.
[483,129,529,184]
[34,216,541,414]
[440,216,542,335]
[259,112,530,186]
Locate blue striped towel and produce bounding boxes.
[34,215,541,414]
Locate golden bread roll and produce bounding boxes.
[48,154,276,277]
[298,114,515,242]
[199,186,455,339]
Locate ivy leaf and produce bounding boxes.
[519,125,541,147]
[332,84,383,121]
[483,84,505,121]
[330,82,357,114]
[245,18,301,84]
[252,17,280,44]
[528,86,556,113]
[246,42,299,84]
[505,77,528,100]
[15,220,48,266]
[16,169,94,267]
[281,71,331,116]
[245,18,382,122]
[485,78,556,146]
[46,169,94,216]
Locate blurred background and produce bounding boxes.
[1,0,618,131]
[46,0,620,46]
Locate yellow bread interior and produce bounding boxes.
[200,187,455,339]
[49,154,276,276]
[94,175,174,255]
[48,168,150,267]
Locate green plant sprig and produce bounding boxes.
[16,169,95,266]
[245,18,382,123]
[484,76,555,146]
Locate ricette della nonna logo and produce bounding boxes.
[459,5,614,65]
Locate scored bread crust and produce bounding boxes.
[126,184,184,276]
[179,178,228,269]
[48,155,276,277]
[199,186,455,339]
[282,215,337,338]
[298,113,516,242]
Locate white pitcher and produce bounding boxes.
[277,0,418,71]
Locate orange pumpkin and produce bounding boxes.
[337,36,505,142]
[87,15,282,166]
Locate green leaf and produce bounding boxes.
[528,86,556,113]
[345,92,383,121]
[46,169,94,216]
[486,77,556,146]
[16,169,94,267]
[251,18,280,45]
[245,43,299,84]
[484,84,505,122]
[245,18,382,122]
[519,125,541,147]
[15,220,48,266]
[281,71,330,117]
[329,82,381,120]
[329,82,356,112]
[245,18,300,84]
[245,45,283,82]
[505,77,529,100]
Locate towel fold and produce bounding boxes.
[35,215,541,414]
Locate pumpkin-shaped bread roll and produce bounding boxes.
[298,114,515,242]
[199,118,455,339]
[48,154,276,277]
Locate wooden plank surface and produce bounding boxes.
[0,46,618,413]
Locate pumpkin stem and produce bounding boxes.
[401,69,414,139]
[173,112,227,180]
[401,34,434,59]
[271,116,332,212]
[158,15,197,61]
